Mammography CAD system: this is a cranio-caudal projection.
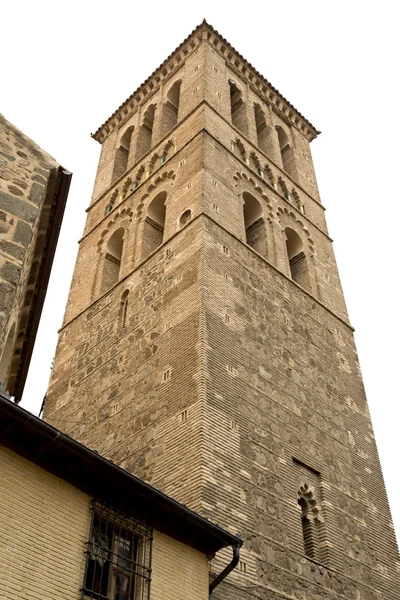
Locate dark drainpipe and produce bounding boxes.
[209,543,241,596]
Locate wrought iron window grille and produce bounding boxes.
[82,500,152,600]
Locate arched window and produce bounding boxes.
[101,228,124,294]
[142,191,167,259]
[297,483,320,560]
[229,81,247,135]
[243,192,267,257]
[298,496,316,559]
[136,104,156,161]
[254,104,271,155]
[276,126,296,178]
[0,323,16,386]
[285,228,310,291]
[119,290,129,329]
[179,209,192,227]
[113,126,134,181]
[161,81,181,136]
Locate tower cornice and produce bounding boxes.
[91,20,320,145]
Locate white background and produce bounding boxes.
[2,1,399,545]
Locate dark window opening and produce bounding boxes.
[254,104,271,155]
[82,501,152,600]
[119,290,129,329]
[161,81,181,137]
[113,126,134,182]
[285,228,310,291]
[136,105,156,161]
[276,126,297,179]
[243,192,267,258]
[298,497,316,560]
[101,228,124,294]
[141,191,167,260]
[229,81,247,135]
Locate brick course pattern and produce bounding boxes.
[0,445,212,600]
[44,22,400,600]
[0,446,89,600]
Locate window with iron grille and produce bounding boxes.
[82,501,152,600]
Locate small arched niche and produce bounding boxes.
[243,192,267,257]
[229,81,248,135]
[113,125,134,181]
[285,227,310,291]
[136,104,156,161]
[162,80,182,136]
[142,191,167,259]
[101,228,124,294]
[0,323,16,386]
[179,209,192,227]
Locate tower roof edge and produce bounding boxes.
[91,21,320,144]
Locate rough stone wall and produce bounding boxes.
[202,216,399,600]
[0,115,59,389]
[44,32,399,600]
[45,216,207,513]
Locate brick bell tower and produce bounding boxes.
[44,21,399,600]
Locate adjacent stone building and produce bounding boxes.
[43,21,399,600]
[0,114,71,399]
[0,392,241,600]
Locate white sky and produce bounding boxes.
[3,1,399,545]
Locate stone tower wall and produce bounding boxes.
[44,23,399,600]
[201,214,398,599]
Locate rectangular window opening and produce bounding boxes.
[83,501,152,600]
[239,560,247,573]
[227,365,238,376]
[163,369,172,382]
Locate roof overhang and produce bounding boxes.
[0,394,242,556]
